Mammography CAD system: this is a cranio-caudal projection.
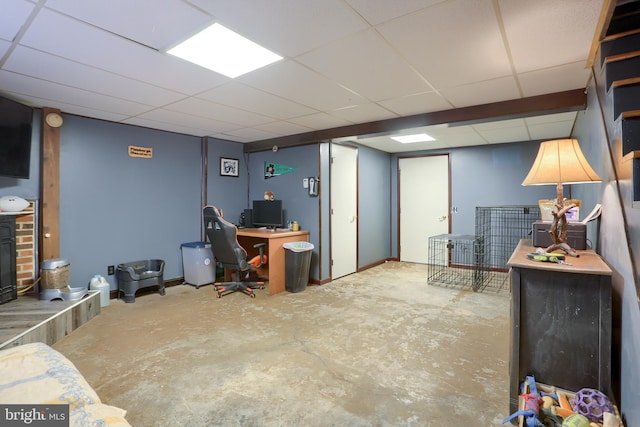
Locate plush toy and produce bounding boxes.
[264,191,274,201]
[502,376,544,427]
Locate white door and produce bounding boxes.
[330,144,358,279]
[399,155,450,263]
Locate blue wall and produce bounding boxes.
[355,144,392,267]
[205,138,248,227]
[58,115,204,290]
[247,145,321,279]
[388,143,554,258]
[572,77,640,426]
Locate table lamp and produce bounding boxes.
[522,139,601,257]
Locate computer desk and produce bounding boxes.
[234,228,310,295]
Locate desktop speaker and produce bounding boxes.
[241,209,253,227]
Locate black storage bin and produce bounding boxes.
[283,242,314,293]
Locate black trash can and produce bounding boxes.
[283,242,314,293]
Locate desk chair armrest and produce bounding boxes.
[253,243,267,268]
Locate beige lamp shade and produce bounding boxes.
[522,139,602,186]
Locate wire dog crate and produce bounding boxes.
[427,234,487,290]
[473,206,541,291]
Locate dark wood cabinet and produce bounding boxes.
[507,240,612,414]
[0,216,17,304]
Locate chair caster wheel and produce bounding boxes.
[216,293,222,298]
[250,294,256,299]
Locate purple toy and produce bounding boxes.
[572,388,614,423]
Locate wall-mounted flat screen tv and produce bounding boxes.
[0,95,33,179]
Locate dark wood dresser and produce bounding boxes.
[507,239,612,414]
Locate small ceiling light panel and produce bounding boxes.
[391,133,435,143]
[168,23,282,78]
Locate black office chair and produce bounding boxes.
[203,205,267,298]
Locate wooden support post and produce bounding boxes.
[40,108,62,262]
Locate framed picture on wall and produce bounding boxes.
[220,157,239,177]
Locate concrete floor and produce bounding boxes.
[53,261,512,427]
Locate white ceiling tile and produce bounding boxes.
[500,0,602,73]
[356,122,488,151]
[20,8,228,94]
[377,91,453,116]
[254,120,314,136]
[439,76,522,108]
[1,0,34,41]
[525,112,577,125]
[394,140,451,152]
[239,60,366,111]
[189,0,369,57]
[164,97,274,126]
[518,62,591,97]
[198,82,316,120]
[528,120,575,140]
[220,127,280,141]
[44,0,212,50]
[476,125,531,144]
[423,126,487,146]
[297,30,431,101]
[135,108,239,134]
[0,70,153,115]
[1,91,131,123]
[345,0,447,25]
[123,116,215,137]
[211,134,250,143]
[378,0,512,88]
[287,112,352,130]
[5,46,185,106]
[330,103,397,123]
[472,118,526,130]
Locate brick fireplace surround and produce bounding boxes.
[15,200,36,294]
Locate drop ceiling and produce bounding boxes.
[0,0,605,153]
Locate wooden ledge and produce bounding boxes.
[604,49,640,64]
[612,76,640,88]
[623,150,640,161]
[602,27,640,42]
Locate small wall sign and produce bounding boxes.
[128,145,153,158]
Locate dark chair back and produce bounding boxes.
[203,206,250,271]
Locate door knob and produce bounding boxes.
[438,215,447,222]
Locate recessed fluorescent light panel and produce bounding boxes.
[168,23,282,78]
[391,133,436,143]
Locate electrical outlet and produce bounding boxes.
[107,265,115,276]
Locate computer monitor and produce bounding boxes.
[252,200,283,229]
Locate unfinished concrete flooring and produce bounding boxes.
[53,261,511,426]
